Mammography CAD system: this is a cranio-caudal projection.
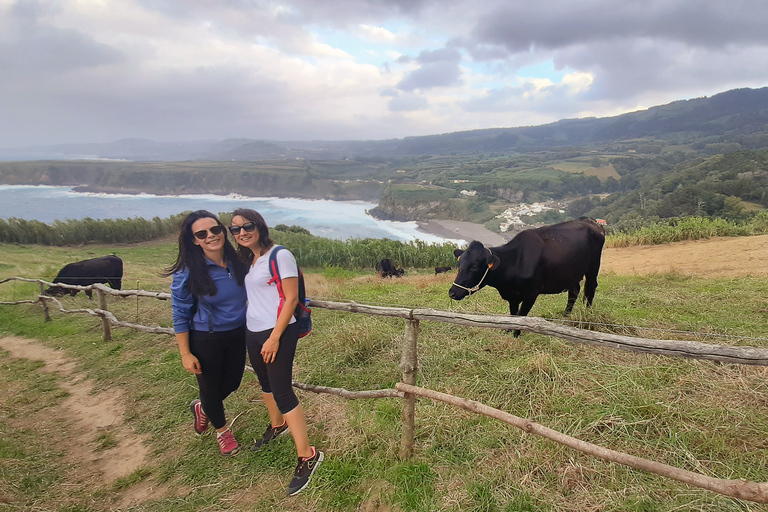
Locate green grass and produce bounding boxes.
[606,213,768,247]
[1,241,768,510]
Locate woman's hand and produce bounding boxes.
[182,353,202,374]
[261,336,280,364]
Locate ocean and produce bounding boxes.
[0,185,448,243]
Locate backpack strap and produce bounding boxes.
[268,245,287,317]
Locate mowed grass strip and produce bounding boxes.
[1,241,768,511]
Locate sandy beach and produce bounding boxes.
[417,219,508,246]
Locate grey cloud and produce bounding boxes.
[130,1,318,57]
[471,0,768,55]
[276,0,431,25]
[0,30,123,75]
[11,0,51,19]
[0,63,299,145]
[397,47,462,91]
[133,0,436,29]
[0,1,123,78]
[460,82,582,116]
[415,47,458,64]
[449,0,768,107]
[462,42,509,62]
[380,87,399,97]
[388,93,429,112]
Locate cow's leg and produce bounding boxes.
[69,289,78,297]
[565,284,580,314]
[507,299,522,316]
[512,296,539,338]
[85,289,93,299]
[503,296,523,336]
[584,246,603,307]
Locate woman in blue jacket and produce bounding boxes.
[165,210,248,455]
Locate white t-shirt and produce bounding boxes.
[245,245,299,332]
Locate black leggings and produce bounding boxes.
[246,322,300,414]
[189,326,246,429]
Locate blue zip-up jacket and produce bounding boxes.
[171,259,247,334]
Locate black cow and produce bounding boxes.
[449,218,605,336]
[434,266,453,275]
[45,255,124,299]
[376,258,404,278]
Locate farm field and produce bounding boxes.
[601,233,768,277]
[549,158,621,181]
[1,235,768,511]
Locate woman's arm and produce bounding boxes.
[260,276,298,364]
[176,331,202,374]
[170,269,201,373]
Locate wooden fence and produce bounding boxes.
[3,276,768,503]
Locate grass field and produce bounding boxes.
[549,159,621,181]
[2,240,768,511]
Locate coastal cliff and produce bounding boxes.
[368,183,497,226]
[0,160,384,201]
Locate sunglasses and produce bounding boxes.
[228,222,257,235]
[193,225,225,240]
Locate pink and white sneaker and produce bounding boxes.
[217,429,240,456]
[190,399,209,434]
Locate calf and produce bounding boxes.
[376,258,404,278]
[45,255,124,299]
[449,218,605,336]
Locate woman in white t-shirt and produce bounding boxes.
[229,208,323,497]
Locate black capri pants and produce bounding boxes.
[246,322,300,414]
[189,325,246,429]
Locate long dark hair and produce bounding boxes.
[163,210,247,296]
[231,208,273,265]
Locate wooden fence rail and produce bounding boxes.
[312,299,768,366]
[396,383,768,503]
[3,276,768,503]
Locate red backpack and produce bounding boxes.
[268,245,312,338]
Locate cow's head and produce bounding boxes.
[448,241,500,300]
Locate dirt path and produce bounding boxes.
[0,336,151,492]
[601,234,768,278]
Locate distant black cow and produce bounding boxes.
[434,266,453,275]
[449,218,605,337]
[376,258,404,278]
[45,255,124,299]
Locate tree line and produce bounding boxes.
[0,215,185,245]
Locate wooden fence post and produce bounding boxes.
[97,289,112,341]
[38,282,51,322]
[399,318,420,459]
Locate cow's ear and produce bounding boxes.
[453,249,464,260]
[488,254,500,270]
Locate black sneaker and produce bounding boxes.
[251,421,290,451]
[287,446,324,496]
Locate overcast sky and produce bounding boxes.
[2,0,768,147]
